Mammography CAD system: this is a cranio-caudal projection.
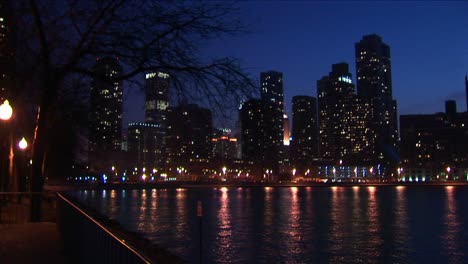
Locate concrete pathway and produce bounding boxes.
[0,222,68,263]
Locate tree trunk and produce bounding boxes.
[30,78,57,222]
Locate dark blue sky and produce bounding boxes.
[124,1,468,129]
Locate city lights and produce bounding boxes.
[0,100,13,120]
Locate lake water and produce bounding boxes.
[73,186,468,263]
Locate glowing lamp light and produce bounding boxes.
[18,137,28,150]
[0,100,13,120]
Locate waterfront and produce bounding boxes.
[73,186,468,263]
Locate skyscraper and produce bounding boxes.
[89,57,123,172]
[317,63,374,165]
[212,128,239,161]
[145,72,170,123]
[166,103,213,175]
[144,71,170,168]
[260,71,284,173]
[355,34,398,166]
[240,99,264,165]
[127,122,161,170]
[291,96,318,171]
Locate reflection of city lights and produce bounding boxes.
[396,186,405,190]
[445,186,454,190]
[290,187,298,193]
[353,186,359,190]
[368,186,376,192]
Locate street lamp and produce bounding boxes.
[0,100,13,192]
[16,137,28,192]
[222,166,227,178]
[0,100,13,120]
[18,137,28,150]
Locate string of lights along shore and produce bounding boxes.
[85,33,468,183]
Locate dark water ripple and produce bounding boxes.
[74,186,468,264]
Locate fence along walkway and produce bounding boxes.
[57,192,151,263]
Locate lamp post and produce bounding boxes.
[16,137,28,192]
[0,100,13,192]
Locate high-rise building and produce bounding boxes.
[317,63,374,165]
[0,2,14,102]
[212,128,239,161]
[89,57,123,172]
[145,72,170,123]
[291,96,318,172]
[144,71,170,168]
[127,122,161,170]
[400,101,468,181]
[260,71,284,173]
[355,34,398,166]
[166,104,213,174]
[240,99,264,165]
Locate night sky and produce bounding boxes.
[124,1,468,129]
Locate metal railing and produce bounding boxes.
[0,192,55,224]
[56,192,152,264]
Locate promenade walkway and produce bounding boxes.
[0,222,68,263]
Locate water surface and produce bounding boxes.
[74,186,468,263]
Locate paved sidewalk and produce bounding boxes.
[0,222,68,263]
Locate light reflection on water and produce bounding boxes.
[73,186,468,264]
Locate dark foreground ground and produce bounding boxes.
[0,222,67,263]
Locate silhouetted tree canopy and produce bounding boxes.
[11,0,255,220]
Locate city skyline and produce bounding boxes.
[123,2,468,129]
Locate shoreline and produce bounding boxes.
[48,181,468,191]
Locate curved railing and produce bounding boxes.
[56,192,152,264]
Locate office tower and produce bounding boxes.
[144,71,170,168]
[212,128,239,161]
[317,63,374,165]
[291,96,318,172]
[145,72,169,123]
[260,71,284,173]
[166,104,213,172]
[355,34,398,166]
[127,122,161,169]
[0,2,14,101]
[240,99,264,165]
[89,57,123,172]
[400,101,468,180]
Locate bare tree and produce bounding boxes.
[13,0,255,221]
